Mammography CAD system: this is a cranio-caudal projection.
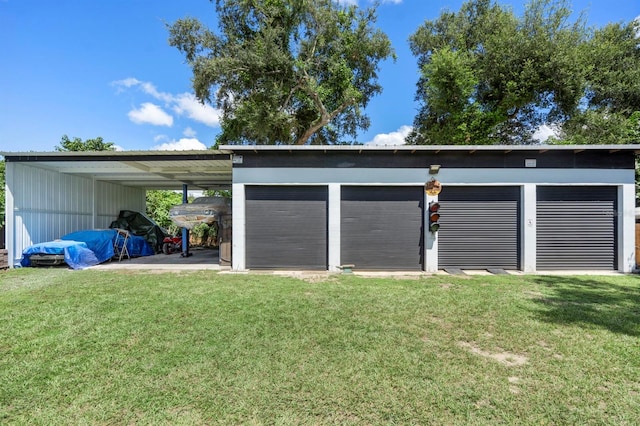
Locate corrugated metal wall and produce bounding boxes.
[10,163,145,261]
[95,181,146,228]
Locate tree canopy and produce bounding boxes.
[146,190,184,232]
[55,135,116,152]
[408,0,640,145]
[168,0,394,145]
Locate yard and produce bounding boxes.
[0,269,638,425]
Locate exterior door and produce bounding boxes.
[438,186,521,270]
[537,186,617,270]
[245,186,328,269]
[341,186,424,270]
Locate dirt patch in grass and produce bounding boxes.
[458,341,528,367]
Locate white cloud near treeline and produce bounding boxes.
[152,137,207,151]
[366,125,411,145]
[112,78,221,128]
[128,102,173,126]
[173,93,221,127]
[533,124,560,142]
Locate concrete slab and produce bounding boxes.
[92,247,221,271]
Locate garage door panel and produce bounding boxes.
[537,187,616,270]
[438,186,521,270]
[246,186,327,269]
[341,186,423,270]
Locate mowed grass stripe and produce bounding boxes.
[1,269,638,425]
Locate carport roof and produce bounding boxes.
[0,150,233,190]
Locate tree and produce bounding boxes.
[55,135,116,152]
[408,0,589,145]
[145,190,184,233]
[557,20,640,144]
[168,0,394,145]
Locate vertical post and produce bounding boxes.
[619,184,635,273]
[91,179,97,230]
[232,183,246,270]
[522,184,537,273]
[181,184,191,257]
[5,161,15,267]
[424,193,438,273]
[327,183,341,272]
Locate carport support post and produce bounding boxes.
[181,184,190,257]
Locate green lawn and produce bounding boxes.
[1,268,638,425]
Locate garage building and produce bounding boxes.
[2,145,637,273]
[227,145,636,273]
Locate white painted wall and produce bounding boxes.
[6,163,145,267]
[231,183,246,271]
[232,166,635,273]
[618,184,636,273]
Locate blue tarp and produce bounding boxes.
[21,240,100,270]
[21,229,155,270]
[61,230,116,264]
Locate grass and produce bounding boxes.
[0,268,638,425]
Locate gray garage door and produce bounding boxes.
[438,186,521,270]
[537,186,617,270]
[341,186,423,270]
[246,186,327,269]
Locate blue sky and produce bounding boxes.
[1,0,638,152]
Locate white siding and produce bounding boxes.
[95,181,146,228]
[6,163,145,266]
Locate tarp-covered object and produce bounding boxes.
[62,229,154,259]
[21,240,100,270]
[110,210,167,253]
[21,229,155,270]
[61,230,116,264]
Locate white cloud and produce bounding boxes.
[183,127,197,137]
[366,125,411,145]
[532,124,559,142]
[153,134,169,143]
[153,137,208,151]
[112,77,141,90]
[173,93,222,127]
[114,77,222,128]
[128,103,173,126]
[139,81,174,103]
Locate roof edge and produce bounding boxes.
[220,144,640,152]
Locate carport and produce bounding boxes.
[1,150,233,268]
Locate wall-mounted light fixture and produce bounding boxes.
[429,164,441,174]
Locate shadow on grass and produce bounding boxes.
[530,275,640,337]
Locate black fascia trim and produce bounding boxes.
[4,153,231,162]
[233,150,635,169]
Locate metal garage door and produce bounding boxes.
[246,186,327,269]
[341,186,423,270]
[438,186,521,270]
[537,186,617,270]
